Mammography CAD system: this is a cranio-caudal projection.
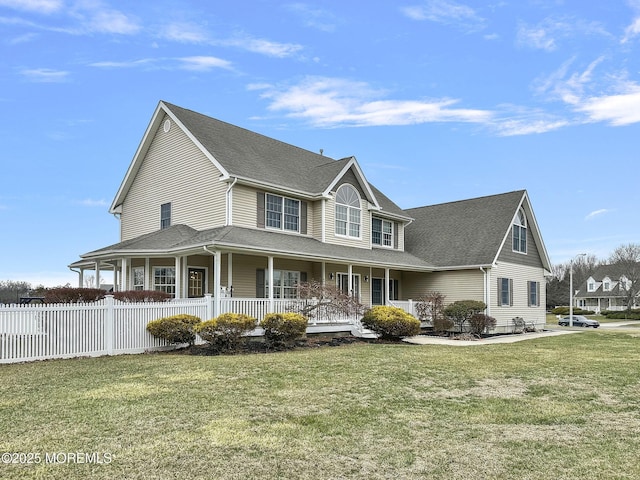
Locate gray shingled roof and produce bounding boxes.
[575,264,628,298]
[404,190,525,268]
[75,224,432,271]
[164,102,408,219]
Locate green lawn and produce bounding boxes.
[2,331,640,480]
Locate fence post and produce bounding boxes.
[104,295,114,355]
[408,299,414,317]
[204,294,214,320]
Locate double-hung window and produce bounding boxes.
[372,218,393,247]
[498,277,513,306]
[132,267,145,291]
[528,281,540,307]
[266,194,299,232]
[160,202,171,229]
[153,267,175,294]
[335,184,361,238]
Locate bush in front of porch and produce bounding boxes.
[361,306,420,340]
[261,312,308,348]
[197,313,257,352]
[146,314,201,346]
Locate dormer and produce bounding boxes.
[602,276,612,292]
[587,276,598,292]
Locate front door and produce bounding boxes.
[372,278,384,305]
[188,268,206,297]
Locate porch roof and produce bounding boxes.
[71,224,434,272]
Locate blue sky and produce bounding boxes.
[1,0,639,287]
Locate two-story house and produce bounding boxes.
[574,265,638,313]
[69,101,552,333]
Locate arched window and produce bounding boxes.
[335,184,361,238]
[512,208,527,253]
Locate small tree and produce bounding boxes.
[290,280,365,322]
[414,291,446,323]
[609,243,640,311]
[443,300,487,333]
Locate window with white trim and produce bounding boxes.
[132,267,144,291]
[528,281,540,307]
[160,202,171,229]
[153,267,175,294]
[372,218,393,247]
[498,277,513,306]
[512,208,527,253]
[265,270,300,299]
[335,184,361,238]
[266,193,300,232]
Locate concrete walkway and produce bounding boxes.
[403,320,639,346]
[403,329,580,346]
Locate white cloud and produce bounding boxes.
[20,67,69,82]
[577,87,640,125]
[585,209,612,220]
[257,76,493,127]
[493,117,569,136]
[0,0,62,14]
[517,24,557,51]
[89,58,154,68]
[222,35,303,58]
[401,0,485,32]
[84,7,140,35]
[285,3,339,32]
[517,17,610,51]
[160,22,209,43]
[178,56,233,71]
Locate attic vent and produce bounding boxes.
[163,119,171,133]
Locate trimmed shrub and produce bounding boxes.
[443,300,487,333]
[361,306,421,340]
[469,313,497,336]
[44,287,105,304]
[551,306,595,316]
[146,314,201,345]
[197,313,257,352]
[433,315,454,334]
[113,290,172,303]
[260,312,308,348]
[602,309,640,320]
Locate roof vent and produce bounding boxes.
[163,119,171,133]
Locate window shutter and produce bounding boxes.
[536,281,540,307]
[394,222,399,250]
[257,192,265,228]
[497,278,502,306]
[300,272,307,283]
[527,281,531,306]
[300,201,307,234]
[256,269,265,298]
[509,279,514,306]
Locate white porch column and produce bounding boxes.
[384,268,390,305]
[181,255,188,298]
[214,250,221,317]
[322,262,326,286]
[348,264,353,297]
[174,256,181,298]
[95,261,100,289]
[121,258,128,292]
[78,268,85,288]
[268,256,274,312]
[227,252,233,293]
[144,258,150,290]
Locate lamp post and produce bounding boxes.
[569,253,587,327]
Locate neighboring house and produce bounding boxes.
[69,101,552,333]
[574,265,638,313]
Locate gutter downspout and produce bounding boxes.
[226,177,238,226]
[480,267,490,317]
[69,267,82,288]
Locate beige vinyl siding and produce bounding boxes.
[121,114,226,240]
[232,184,314,236]
[498,203,543,268]
[411,269,485,304]
[490,262,547,332]
[312,199,324,241]
[229,255,316,297]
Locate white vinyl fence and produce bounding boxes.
[1,295,385,364]
[0,296,211,364]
